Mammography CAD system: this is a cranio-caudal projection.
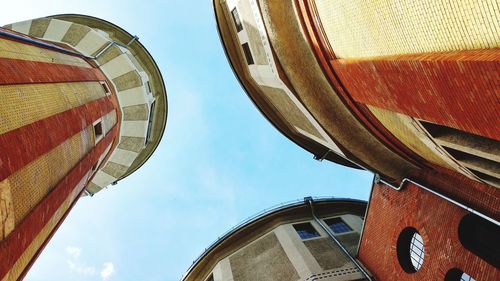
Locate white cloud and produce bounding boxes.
[100,262,115,280]
[67,260,96,276]
[65,245,97,277]
[64,246,116,280]
[65,246,81,259]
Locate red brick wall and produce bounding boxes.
[410,166,500,222]
[331,50,500,141]
[358,182,500,281]
[0,32,122,280]
[0,97,115,182]
[0,58,105,85]
[0,125,119,280]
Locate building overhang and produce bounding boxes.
[213,0,360,170]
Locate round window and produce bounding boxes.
[444,268,477,281]
[397,227,425,273]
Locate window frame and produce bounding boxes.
[396,227,425,273]
[145,100,156,146]
[241,42,254,65]
[231,8,244,32]
[93,119,104,144]
[100,81,111,96]
[292,222,322,240]
[323,216,354,235]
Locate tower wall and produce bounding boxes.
[295,0,500,187]
[0,24,119,281]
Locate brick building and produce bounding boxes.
[0,15,167,281]
[213,0,499,280]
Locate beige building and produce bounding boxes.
[182,198,369,281]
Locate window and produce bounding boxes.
[397,227,425,273]
[93,120,104,143]
[241,43,254,65]
[293,222,320,240]
[231,8,243,32]
[100,82,110,95]
[409,232,425,271]
[458,213,500,268]
[206,274,214,281]
[444,268,476,281]
[324,217,352,234]
[460,273,476,281]
[146,81,152,93]
[145,101,156,145]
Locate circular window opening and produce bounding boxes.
[444,268,462,281]
[397,227,425,273]
[444,268,477,281]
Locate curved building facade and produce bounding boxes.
[214,1,499,280]
[0,15,167,281]
[182,198,368,281]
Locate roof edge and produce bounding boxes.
[182,195,367,280]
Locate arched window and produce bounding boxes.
[458,213,500,268]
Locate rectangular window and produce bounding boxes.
[145,101,156,145]
[241,43,254,65]
[324,217,352,234]
[93,120,104,143]
[293,222,320,240]
[100,82,110,95]
[231,8,243,32]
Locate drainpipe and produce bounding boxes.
[127,35,139,46]
[305,197,373,281]
[313,149,331,162]
[309,145,499,227]
[93,41,117,59]
[82,189,93,197]
[374,175,500,227]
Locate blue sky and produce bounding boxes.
[2,1,373,280]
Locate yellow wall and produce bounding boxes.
[2,127,93,231]
[314,0,500,58]
[0,37,91,68]
[1,172,87,281]
[0,82,106,135]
